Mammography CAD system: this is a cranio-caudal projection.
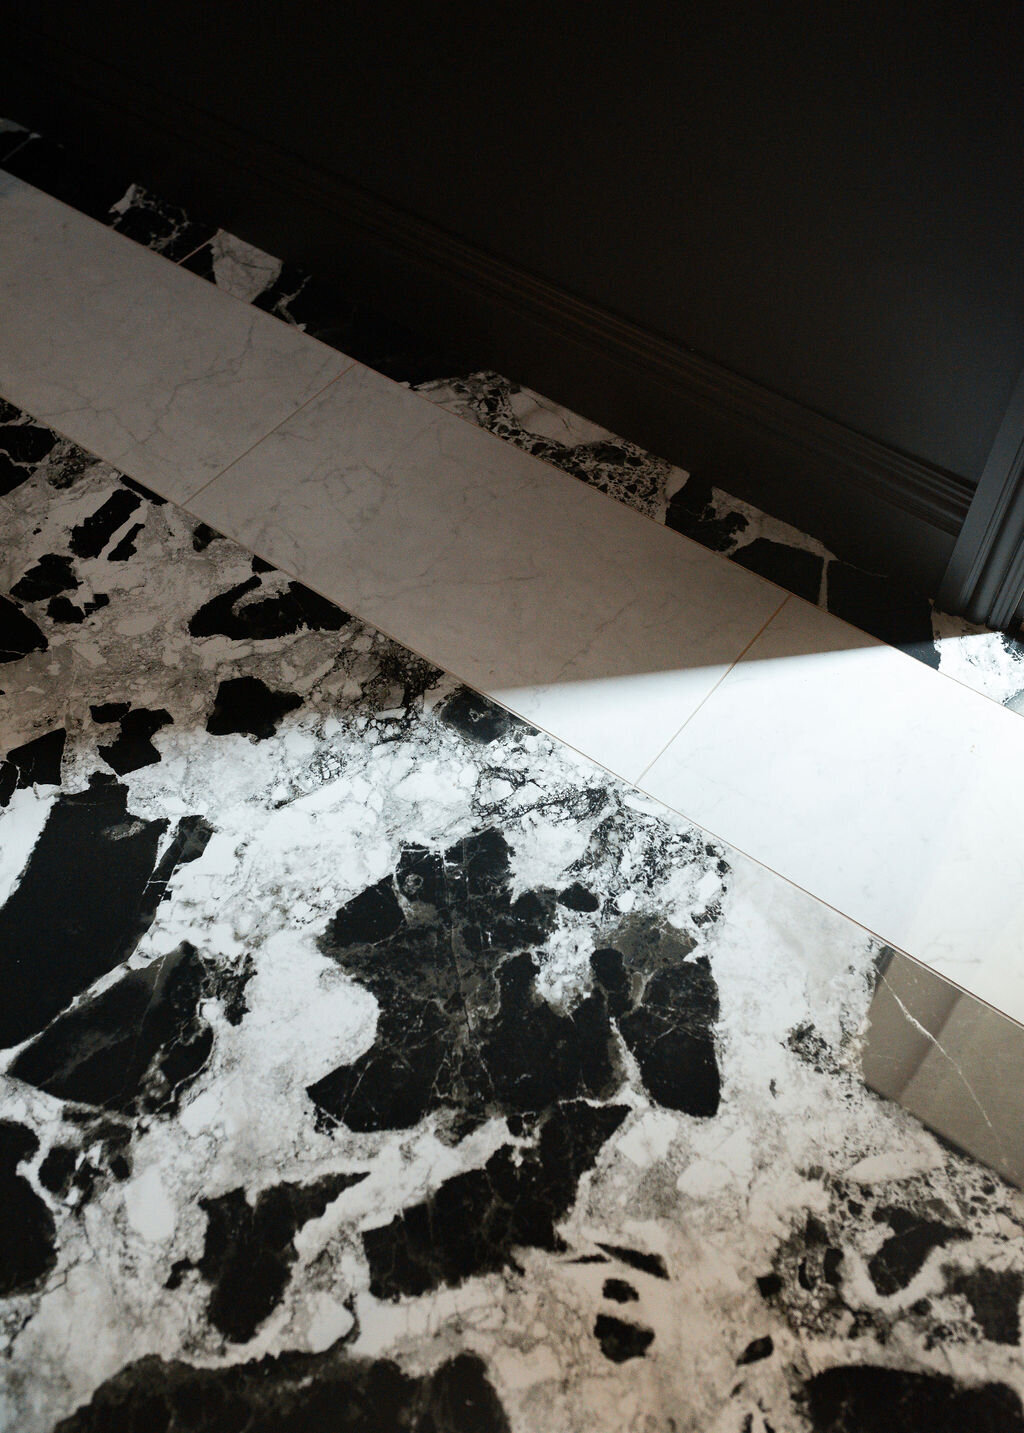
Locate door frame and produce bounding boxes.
[938,364,1024,632]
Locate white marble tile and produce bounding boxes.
[640,596,1024,1021]
[188,362,786,782]
[0,173,349,501]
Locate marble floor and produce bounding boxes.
[3,140,1024,1018]
[2,117,1024,1432]
[3,403,1024,1433]
[3,115,1024,702]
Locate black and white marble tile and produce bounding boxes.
[1,407,1023,1432]
[172,233,1024,711]
[180,232,477,385]
[5,114,1024,717]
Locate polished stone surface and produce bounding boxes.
[640,596,1024,1022]
[4,125,1024,1030]
[3,408,1023,1431]
[0,172,348,503]
[189,362,786,783]
[862,950,1024,1189]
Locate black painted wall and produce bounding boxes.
[9,1,1024,489]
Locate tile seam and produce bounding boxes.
[159,489,1002,1016]
[631,592,792,786]
[168,359,359,507]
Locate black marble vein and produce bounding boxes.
[363,1100,629,1299]
[0,779,209,1049]
[205,675,302,739]
[10,941,248,1118]
[0,727,65,806]
[0,1122,56,1296]
[189,572,349,641]
[170,1172,368,1342]
[0,594,47,662]
[56,1348,511,1432]
[96,706,174,774]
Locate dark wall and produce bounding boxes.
[11,0,1024,489]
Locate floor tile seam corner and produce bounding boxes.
[175,360,358,507]
[331,350,1024,728]
[631,592,793,787]
[135,481,757,833]
[332,354,792,615]
[787,579,1024,725]
[135,507,866,967]
[2,169,349,383]
[153,500,673,803]
[0,137,34,169]
[280,341,1024,732]
[627,770,1017,1018]
[416,376,785,579]
[173,236,213,270]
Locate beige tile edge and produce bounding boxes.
[290,354,1024,729]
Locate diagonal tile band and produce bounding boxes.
[4,168,1024,1031]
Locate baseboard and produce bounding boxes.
[6,31,972,592]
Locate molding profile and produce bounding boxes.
[937,366,1024,631]
[7,27,976,592]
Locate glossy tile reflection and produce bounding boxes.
[1,407,1023,1431]
[640,596,1024,1022]
[0,171,348,503]
[864,950,1024,1190]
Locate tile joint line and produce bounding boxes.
[632,591,792,785]
[85,480,955,999]
[173,236,213,270]
[176,359,358,507]
[5,162,1017,725]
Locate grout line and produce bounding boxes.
[174,236,212,268]
[172,359,358,506]
[153,255,1024,727]
[172,483,762,815]
[632,592,792,785]
[1,160,351,369]
[418,348,1024,724]
[0,135,34,167]
[629,785,1024,1033]
[2,153,789,626]
[2,390,1013,1027]
[4,144,1023,1036]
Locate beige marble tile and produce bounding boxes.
[640,596,1024,1020]
[0,173,349,502]
[189,363,786,781]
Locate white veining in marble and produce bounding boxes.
[7,145,1024,1034]
[3,415,1024,1432]
[640,596,1024,1021]
[0,173,349,501]
[188,362,786,782]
